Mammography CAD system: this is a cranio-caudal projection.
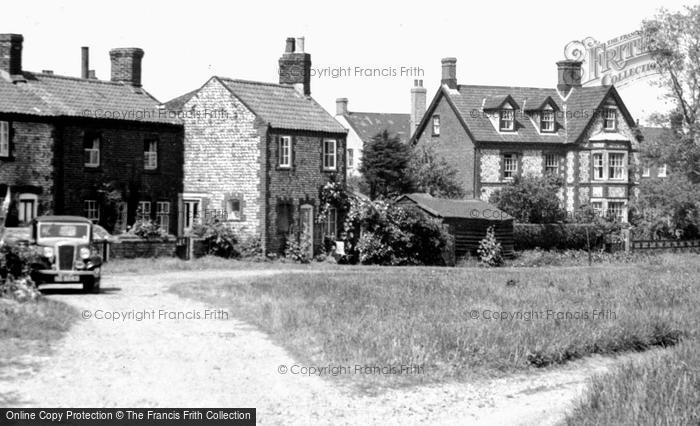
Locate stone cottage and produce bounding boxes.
[0,34,183,234]
[164,37,347,256]
[411,58,642,222]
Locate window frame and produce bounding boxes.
[607,201,626,222]
[347,148,354,168]
[544,153,560,175]
[84,199,99,222]
[156,201,170,230]
[642,166,651,177]
[144,139,158,170]
[18,193,39,223]
[226,198,242,221]
[432,115,440,136]
[608,152,625,181]
[0,121,10,158]
[658,164,667,178]
[499,108,515,132]
[323,138,337,171]
[138,201,152,220]
[603,107,617,131]
[540,108,555,133]
[84,135,101,168]
[279,136,292,168]
[502,153,518,181]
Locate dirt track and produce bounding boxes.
[0,269,637,425]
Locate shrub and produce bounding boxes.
[190,219,239,258]
[490,175,566,223]
[477,225,504,266]
[284,233,313,263]
[513,223,622,251]
[0,242,34,280]
[235,235,264,260]
[343,198,451,265]
[127,217,168,240]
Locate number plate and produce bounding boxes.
[57,274,80,282]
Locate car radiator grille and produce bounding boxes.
[57,246,75,270]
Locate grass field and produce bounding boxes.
[566,340,700,425]
[171,253,698,393]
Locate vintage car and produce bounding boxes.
[29,215,102,292]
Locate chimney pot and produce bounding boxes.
[0,33,23,76]
[556,60,583,95]
[295,37,305,53]
[441,57,457,89]
[81,46,89,79]
[88,70,97,79]
[109,47,144,87]
[285,37,295,53]
[336,98,348,115]
[41,70,53,74]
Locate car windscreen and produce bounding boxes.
[38,223,90,242]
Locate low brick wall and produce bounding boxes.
[108,240,178,259]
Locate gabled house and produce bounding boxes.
[164,37,347,256]
[0,34,184,234]
[334,80,423,176]
[411,58,642,222]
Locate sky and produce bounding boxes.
[0,0,691,124]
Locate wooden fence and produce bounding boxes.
[630,239,700,251]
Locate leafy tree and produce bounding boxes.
[642,6,700,181]
[359,130,413,199]
[630,173,700,239]
[408,144,465,199]
[489,175,566,223]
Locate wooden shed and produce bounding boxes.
[396,193,514,258]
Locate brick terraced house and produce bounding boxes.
[411,58,642,222]
[0,34,184,234]
[165,37,347,256]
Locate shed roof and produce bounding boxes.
[397,193,513,220]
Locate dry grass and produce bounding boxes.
[171,254,699,391]
[566,341,700,425]
[0,298,77,367]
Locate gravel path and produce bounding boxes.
[0,269,637,425]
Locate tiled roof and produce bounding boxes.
[398,193,513,220]
[219,78,346,133]
[640,126,672,143]
[435,84,616,144]
[343,111,411,143]
[0,72,178,124]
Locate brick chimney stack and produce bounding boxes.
[441,57,457,89]
[410,79,427,135]
[0,34,23,76]
[109,47,144,87]
[81,46,89,79]
[556,60,583,96]
[279,36,311,96]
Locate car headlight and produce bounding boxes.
[80,247,91,259]
[43,246,54,258]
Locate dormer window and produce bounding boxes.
[541,108,555,133]
[604,107,617,131]
[499,108,515,131]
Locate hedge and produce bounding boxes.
[514,223,609,251]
